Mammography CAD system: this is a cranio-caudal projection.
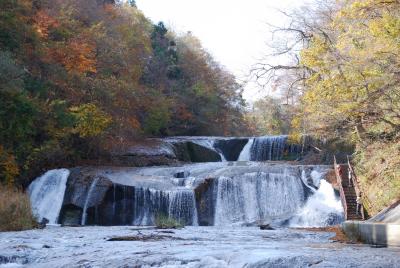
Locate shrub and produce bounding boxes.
[155,214,183,229]
[0,146,19,185]
[0,186,37,232]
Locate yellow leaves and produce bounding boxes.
[70,104,112,138]
[0,146,19,186]
[369,12,400,39]
[294,0,400,140]
[301,37,328,69]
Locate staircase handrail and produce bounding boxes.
[334,155,348,220]
[346,156,365,220]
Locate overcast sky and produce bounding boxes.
[135,0,308,102]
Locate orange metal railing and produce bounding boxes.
[334,155,348,220]
[346,156,365,220]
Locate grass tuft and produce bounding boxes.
[0,186,37,232]
[155,214,183,229]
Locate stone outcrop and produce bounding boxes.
[214,138,248,161]
[194,178,217,226]
[173,142,221,162]
[108,140,178,167]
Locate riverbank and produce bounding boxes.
[1,226,399,267]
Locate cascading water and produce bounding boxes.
[238,136,302,161]
[28,136,343,228]
[251,136,292,161]
[131,187,198,226]
[238,138,254,161]
[28,169,70,224]
[81,177,100,226]
[289,180,344,227]
[214,171,306,225]
[168,189,198,226]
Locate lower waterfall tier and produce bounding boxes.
[28,162,343,227]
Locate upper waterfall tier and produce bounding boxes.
[106,136,308,166]
[159,135,304,162]
[238,136,302,161]
[28,162,342,227]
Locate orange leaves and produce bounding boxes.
[127,117,141,130]
[46,38,97,74]
[33,8,97,75]
[63,39,97,74]
[34,10,59,38]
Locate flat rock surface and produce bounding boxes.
[0,226,399,267]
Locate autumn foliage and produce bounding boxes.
[0,0,249,186]
[257,0,400,213]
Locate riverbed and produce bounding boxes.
[0,226,399,267]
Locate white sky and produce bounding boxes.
[135,0,308,103]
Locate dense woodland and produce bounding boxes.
[0,0,250,186]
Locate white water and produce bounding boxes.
[168,189,198,226]
[290,179,343,227]
[28,169,70,224]
[214,171,305,225]
[81,177,100,226]
[237,138,253,161]
[131,187,198,226]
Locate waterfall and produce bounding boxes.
[81,177,100,226]
[132,188,170,225]
[28,169,70,224]
[214,171,305,225]
[238,136,301,161]
[168,189,198,226]
[289,179,344,227]
[29,143,342,228]
[251,135,288,161]
[238,138,253,161]
[131,187,198,226]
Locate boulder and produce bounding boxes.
[108,140,178,167]
[173,142,221,162]
[214,139,248,161]
[259,224,275,230]
[194,178,217,226]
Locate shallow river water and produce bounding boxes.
[0,226,399,267]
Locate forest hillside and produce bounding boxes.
[0,0,249,186]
